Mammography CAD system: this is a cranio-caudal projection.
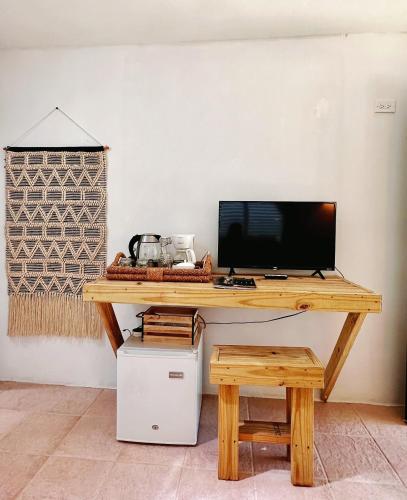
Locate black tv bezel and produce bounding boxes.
[217,200,337,271]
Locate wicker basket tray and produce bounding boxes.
[106,252,212,283]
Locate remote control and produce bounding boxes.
[264,274,288,280]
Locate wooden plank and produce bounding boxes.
[239,420,290,444]
[144,305,198,318]
[95,302,124,357]
[291,388,314,487]
[143,335,194,345]
[143,325,193,335]
[218,385,240,481]
[322,312,367,401]
[143,324,202,346]
[143,328,202,347]
[210,365,324,388]
[209,345,324,388]
[144,317,193,326]
[83,276,382,313]
[214,345,324,368]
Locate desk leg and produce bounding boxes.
[291,388,314,486]
[322,312,367,402]
[95,302,124,357]
[218,385,239,480]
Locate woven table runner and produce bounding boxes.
[5,147,106,338]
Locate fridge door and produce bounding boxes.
[117,336,201,445]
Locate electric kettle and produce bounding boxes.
[129,234,161,266]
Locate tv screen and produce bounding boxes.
[218,201,336,271]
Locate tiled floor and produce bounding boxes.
[0,382,405,499]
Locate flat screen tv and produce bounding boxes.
[218,201,336,271]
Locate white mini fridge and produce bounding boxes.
[117,333,203,445]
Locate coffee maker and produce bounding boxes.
[172,234,196,264]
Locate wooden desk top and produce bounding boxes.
[83,275,381,313]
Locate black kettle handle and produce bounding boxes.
[129,234,141,260]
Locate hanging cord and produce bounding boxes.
[8,107,58,147]
[335,266,346,279]
[6,106,106,149]
[56,107,103,146]
[201,310,307,326]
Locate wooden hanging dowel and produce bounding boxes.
[3,146,110,151]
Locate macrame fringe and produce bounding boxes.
[8,294,103,339]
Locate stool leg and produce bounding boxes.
[286,387,292,459]
[290,388,314,486]
[218,385,239,480]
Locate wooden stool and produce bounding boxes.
[209,345,324,486]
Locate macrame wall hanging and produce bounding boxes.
[4,107,107,338]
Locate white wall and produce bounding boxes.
[3,0,407,48]
[0,34,406,404]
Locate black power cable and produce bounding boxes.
[335,266,346,279]
[200,310,307,326]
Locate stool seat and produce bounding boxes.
[210,345,324,388]
[210,344,324,487]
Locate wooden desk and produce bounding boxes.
[83,275,381,401]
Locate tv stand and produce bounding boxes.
[228,267,236,277]
[311,270,326,280]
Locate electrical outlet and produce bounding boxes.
[375,99,396,113]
